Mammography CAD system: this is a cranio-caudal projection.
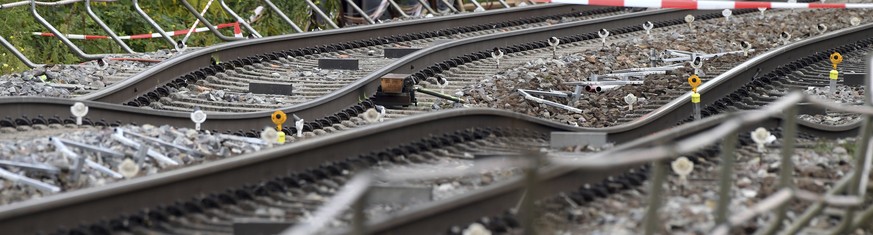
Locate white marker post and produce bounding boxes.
[722,9,732,22]
[816,23,827,35]
[70,102,88,126]
[598,28,610,48]
[491,48,504,69]
[295,118,304,137]
[685,14,695,30]
[548,37,560,58]
[690,56,704,76]
[643,21,654,35]
[741,41,752,57]
[624,93,637,111]
[851,17,861,26]
[780,31,791,45]
[190,109,207,131]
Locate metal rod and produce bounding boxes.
[132,0,179,50]
[30,0,103,61]
[219,0,261,38]
[0,160,59,174]
[416,0,438,15]
[181,0,216,45]
[262,0,304,33]
[519,152,542,235]
[831,100,873,235]
[57,138,124,158]
[643,160,667,235]
[283,174,372,235]
[715,129,738,227]
[468,0,485,11]
[440,0,460,13]
[343,0,375,25]
[415,87,465,103]
[781,175,853,235]
[757,105,798,235]
[386,0,410,18]
[179,0,243,41]
[304,0,339,29]
[0,167,60,193]
[0,35,41,68]
[1,0,113,9]
[84,0,134,53]
[497,0,512,8]
[123,130,200,157]
[111,131,179,166]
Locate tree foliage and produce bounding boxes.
[0,0,341,73]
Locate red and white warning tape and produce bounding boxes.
[536,0,873,9]
[32,22,243,40]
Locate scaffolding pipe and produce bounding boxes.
[84,0,135,53]
[262,0,304,33]
[219,0,262,38]
[343,0,375,24]
[179,0,244,41]
[132,0,179,50]
[304,0,340,29]
[30,0,104,60]
[0,35,42,68]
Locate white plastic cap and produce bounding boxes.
[684,14,695,23]
[190,110,207,124]
[71,102,89,117]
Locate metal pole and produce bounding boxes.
[416,0,438,15]
[262,0,304,33]
[714,130,738,228]
[30,0,103,61]
[386,0,410,18]
[468,0,485,11]
[757,105,797,235]
[0,35,42,68]
[343,0,375,24]
[497,0,512,8]
[132,0,179,50]
[643,160,667,235]
[178,0,244,41]
[84,0,135,54]
[219,0,262,38]
[304,0,340,29]
[831,53,873,235]
[440,0,460,13]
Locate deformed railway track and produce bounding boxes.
[0,2,871,235]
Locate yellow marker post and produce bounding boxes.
[829,52,842,98]
[271,110,287,144]
[688,75,701,93]
[689,75,702,120]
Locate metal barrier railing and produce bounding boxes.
[1,0,532,68]
[290,53,873,234]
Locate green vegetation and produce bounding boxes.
[0,0,342,73]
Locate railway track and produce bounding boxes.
[0,3,871,235]
[348,16,873,234]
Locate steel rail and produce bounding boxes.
[332,23,873,235]
[78,3,594,102]
[0,109,572,234]
[1,20,870,234]
[0,6,863,138]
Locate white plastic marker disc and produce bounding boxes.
[71,102,89,117]
[548,37,560,47]
[722,9,732,18]
[684,15,695,24]
[851,17,861,26]
[191,110,207,124]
